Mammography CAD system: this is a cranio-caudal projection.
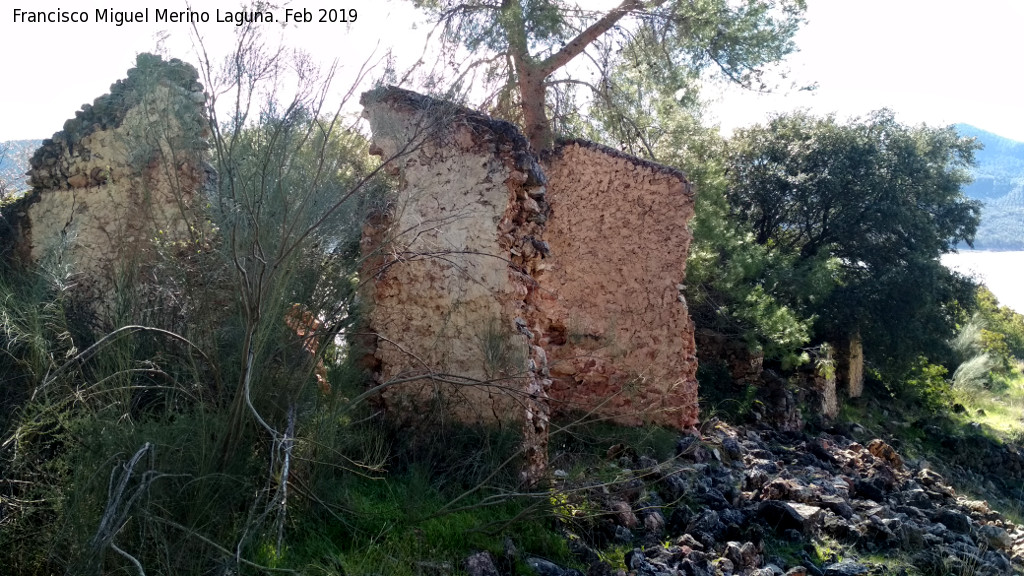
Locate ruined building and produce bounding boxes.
[1,60,701,465]
[1,53,210,312]
[359,87,700,440]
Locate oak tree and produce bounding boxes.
[725,110,982,368]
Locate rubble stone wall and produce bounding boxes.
[538,141,699,429]
[359,88,551,436]
[359,89,700,435]
[694,330,765,383]
[7,54,209,312]
[841,334,865,398]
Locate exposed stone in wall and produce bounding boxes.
[752,371,805,432]
[4,53,210,314]
[695,328,849,426]
[799,369,838,421]
[359,88,552,482]
[358,88,701,465]
[694,330,764,384]
[839,333,865,398]
[789,345,839,424]
[538,140,699,430]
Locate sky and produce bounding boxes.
[707,0,1024,139]
[943,252,1024,313]
[2,0,1022,309]
[0,1,428,140]
[3,0,1024,141]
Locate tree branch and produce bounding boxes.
[538,0,666,77]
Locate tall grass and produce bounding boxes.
[0,50,571,576]
[950,315,998,393]
[953,353,999,392]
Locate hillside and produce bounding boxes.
[0,139,41,197]
[4,52,1024,575]
[956,124,1024,250]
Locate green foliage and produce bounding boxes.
[697,360,760,422]
[725,110,982,372]
[411,0,806,149]
[975,285,1024,362]
[0,264,249,573]
[682,130,817,363]
[287,421,571,576]
[419,0,806,84]
[814,342,836,381]
[887,358,951,414]
[728,111,980,256]
[0,255,82,429]
[0,255,570,574]
[950,314,986,362]
[947,313,999,391]
[0,44,399,574]
[954,367,1024,440]
[952,353,998,392]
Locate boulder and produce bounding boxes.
[756,501,824,535]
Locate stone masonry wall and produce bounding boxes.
[6,54,209,313]
[359,88,700,444]
[359,88,552,467]
[538,141,699,429]
[694,330,765,384]
[840,333,865,398]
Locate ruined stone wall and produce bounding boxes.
[840,333,865,398]
[7,54,209,312]
[359,90,701,438]
[359,88,551,438]
[537,141,699,430]
[694,330,765,384]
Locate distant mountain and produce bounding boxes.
[0,139,41,198]
[4,129,1023,248]
[956,124,1024,250]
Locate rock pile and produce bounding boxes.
[472,420,1024,576]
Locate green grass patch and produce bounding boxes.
[952,365,1024,440]
[284,463,572,575]
[549,416,679,469]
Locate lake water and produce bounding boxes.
[942,251,1024,313]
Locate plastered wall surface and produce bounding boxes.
[844,335,865,398]
[359,89,551,436]
[12,54,209,311]
[359,91,700,434]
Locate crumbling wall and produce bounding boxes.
[537,141,699,429]
[797,366,839,421]
[840,333,865,398]
[359,88,551,460]
[694,330,765,384]
[7,54,209,312]
[359,90,701,440]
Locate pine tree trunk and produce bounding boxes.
[518,68,553,152]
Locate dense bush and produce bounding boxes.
[725,111,981,374]
[976,286,1024,363]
